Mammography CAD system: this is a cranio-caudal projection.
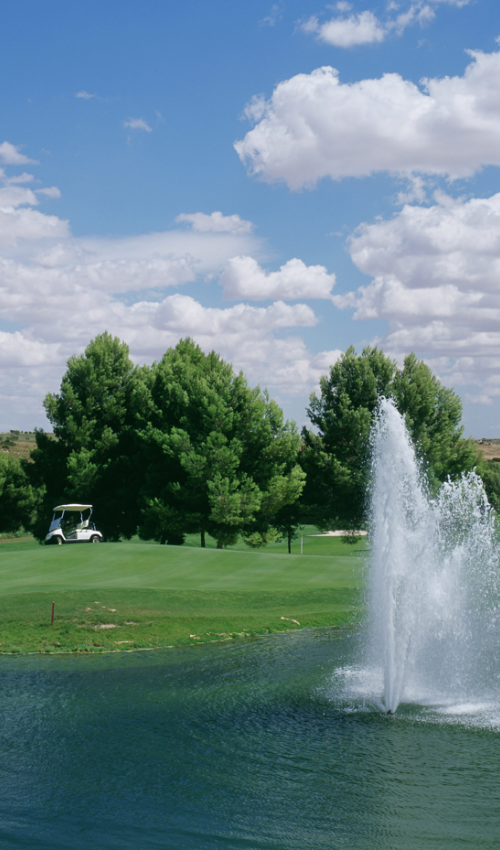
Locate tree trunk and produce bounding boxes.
[201,528,206,548]
[288,531,291,554]
[216,540,223,549]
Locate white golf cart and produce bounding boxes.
[45,504,104,545]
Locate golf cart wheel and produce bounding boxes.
[90,535,101,543]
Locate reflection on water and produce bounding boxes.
[1,629,499,849]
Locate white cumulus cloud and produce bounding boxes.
[300,1,470,48]
[0,158,67,244]
[5,172,34,185]
[0,263,324,427]
[0,208,69,245]
[36,187,62,199]
[235,46,500,188]
[175,211,253,234]
[0,142,38,165]
[338,191,500,404]
[301,10,386,47]
[0,186,39,208]
[0,153,338,427]
[220,256,336,300]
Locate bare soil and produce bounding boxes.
[473,438,500,462]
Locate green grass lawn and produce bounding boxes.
[0,535,367,654]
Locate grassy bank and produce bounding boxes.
[0,537,366,654]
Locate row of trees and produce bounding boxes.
[25,334,305,547]
[1,333,495,547]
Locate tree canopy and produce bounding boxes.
[30,332,149,540]
[0,453,40,534]
[29,334,304,545]
[23,335,487,543]
[138,339,305,547]
[301,346,481,529]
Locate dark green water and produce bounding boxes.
[1,629,499,849]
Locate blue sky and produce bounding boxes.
[1,0,500,434]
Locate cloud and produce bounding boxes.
[394,175,428,205]
[301,10,386,47]
[0,161,68,244]
[123,118,153,132]
[0,143,344,428]
[0,324,342,431]
[129,296,317,339]
[300,1,470,48]
[260,2,285,26]
[349,192,500,304]
[0,257,325,424]
[0,157,262,282]
[0,142,37,165]
[0,209,69,245]
[0,186,39,208]
[223,339,343,400]
[0,331,61,368]
[36,187,62,199]
[175,211,253,234]
[20,226,262,291]
[219,256,336,300]
[236,47,500,189]
[0,238,336,426]
[0,251,316,339]
[337,191,500,404]
[75,90,97,99]
[4,172,34,185]
[241,95,268,123]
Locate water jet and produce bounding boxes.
[367,399,499,715]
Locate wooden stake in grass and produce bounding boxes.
[51,601,55,626]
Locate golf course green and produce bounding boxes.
[0,534,366,654]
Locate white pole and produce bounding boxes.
[300,534,303,555]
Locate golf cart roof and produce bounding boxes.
[53,504,93,512]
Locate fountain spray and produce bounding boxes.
[368,399,499,714]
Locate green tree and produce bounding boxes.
[392,353,480,490]
[138,339,305,547]
[302,346,481,529]
[478,460,500,514]
[30,332,150,541]
[0,453,41,534]
[272,498,303,554]
[302,346,395,528]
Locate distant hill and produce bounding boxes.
[2,430,499,465]
[473,439,500,462]
[0,431,53,462]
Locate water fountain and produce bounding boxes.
[368,398,500,714]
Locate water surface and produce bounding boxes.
[1,629,499,849]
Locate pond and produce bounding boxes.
[1,628,499,849]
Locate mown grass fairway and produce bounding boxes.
[0,537,366,653]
